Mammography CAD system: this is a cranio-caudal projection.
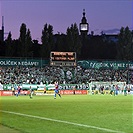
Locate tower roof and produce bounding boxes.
[81,9,87,23]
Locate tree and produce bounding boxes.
[32,40,40,57]
[25,29,33,57]
[53,33,67,51]
[18,23,33,57]
[66,23,81,58]
[19,23,27,57]
[117,26,132,60]
[5,32,13,57]
[41,23,54,58]
[12,39,20,57]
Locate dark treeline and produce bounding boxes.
[0,23,133,61]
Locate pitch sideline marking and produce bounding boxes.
[0,110,125,133]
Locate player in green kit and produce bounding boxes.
[123,84,127,96]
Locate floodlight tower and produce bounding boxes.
[0,16,4,42]
[2,16,4,41]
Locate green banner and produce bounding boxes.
[2,83,89,90]
[0,58,49,67]
[78,60,133,69]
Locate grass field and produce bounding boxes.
[0,94,132,133]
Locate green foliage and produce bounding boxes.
[5,32,13,57]
[66,23,81,57]
[2,22,133,60]
[117,26,133,60]
[53,33,67,51]
[25,29,33,57]
[18,23,33,57]
[41,23,54,58]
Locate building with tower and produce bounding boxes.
[80,9,89,59]
[79,9,119,60]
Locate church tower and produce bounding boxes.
[80,9,89,59]
[79,9,89,36]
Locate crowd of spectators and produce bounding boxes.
[0,65,132,85]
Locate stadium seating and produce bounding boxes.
[0,66,132,85]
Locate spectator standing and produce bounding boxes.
[0,82,3,90]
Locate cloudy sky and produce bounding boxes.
[0,0,132,41]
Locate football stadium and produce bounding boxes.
[0,2,132,133]
[0,56,133,133]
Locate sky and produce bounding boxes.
[0,0,132,42]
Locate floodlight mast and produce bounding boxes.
[0,16,4,41]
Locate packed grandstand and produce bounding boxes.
[0,65,132,85]
[0,57,133,94]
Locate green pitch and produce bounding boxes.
[0,95,132,133]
